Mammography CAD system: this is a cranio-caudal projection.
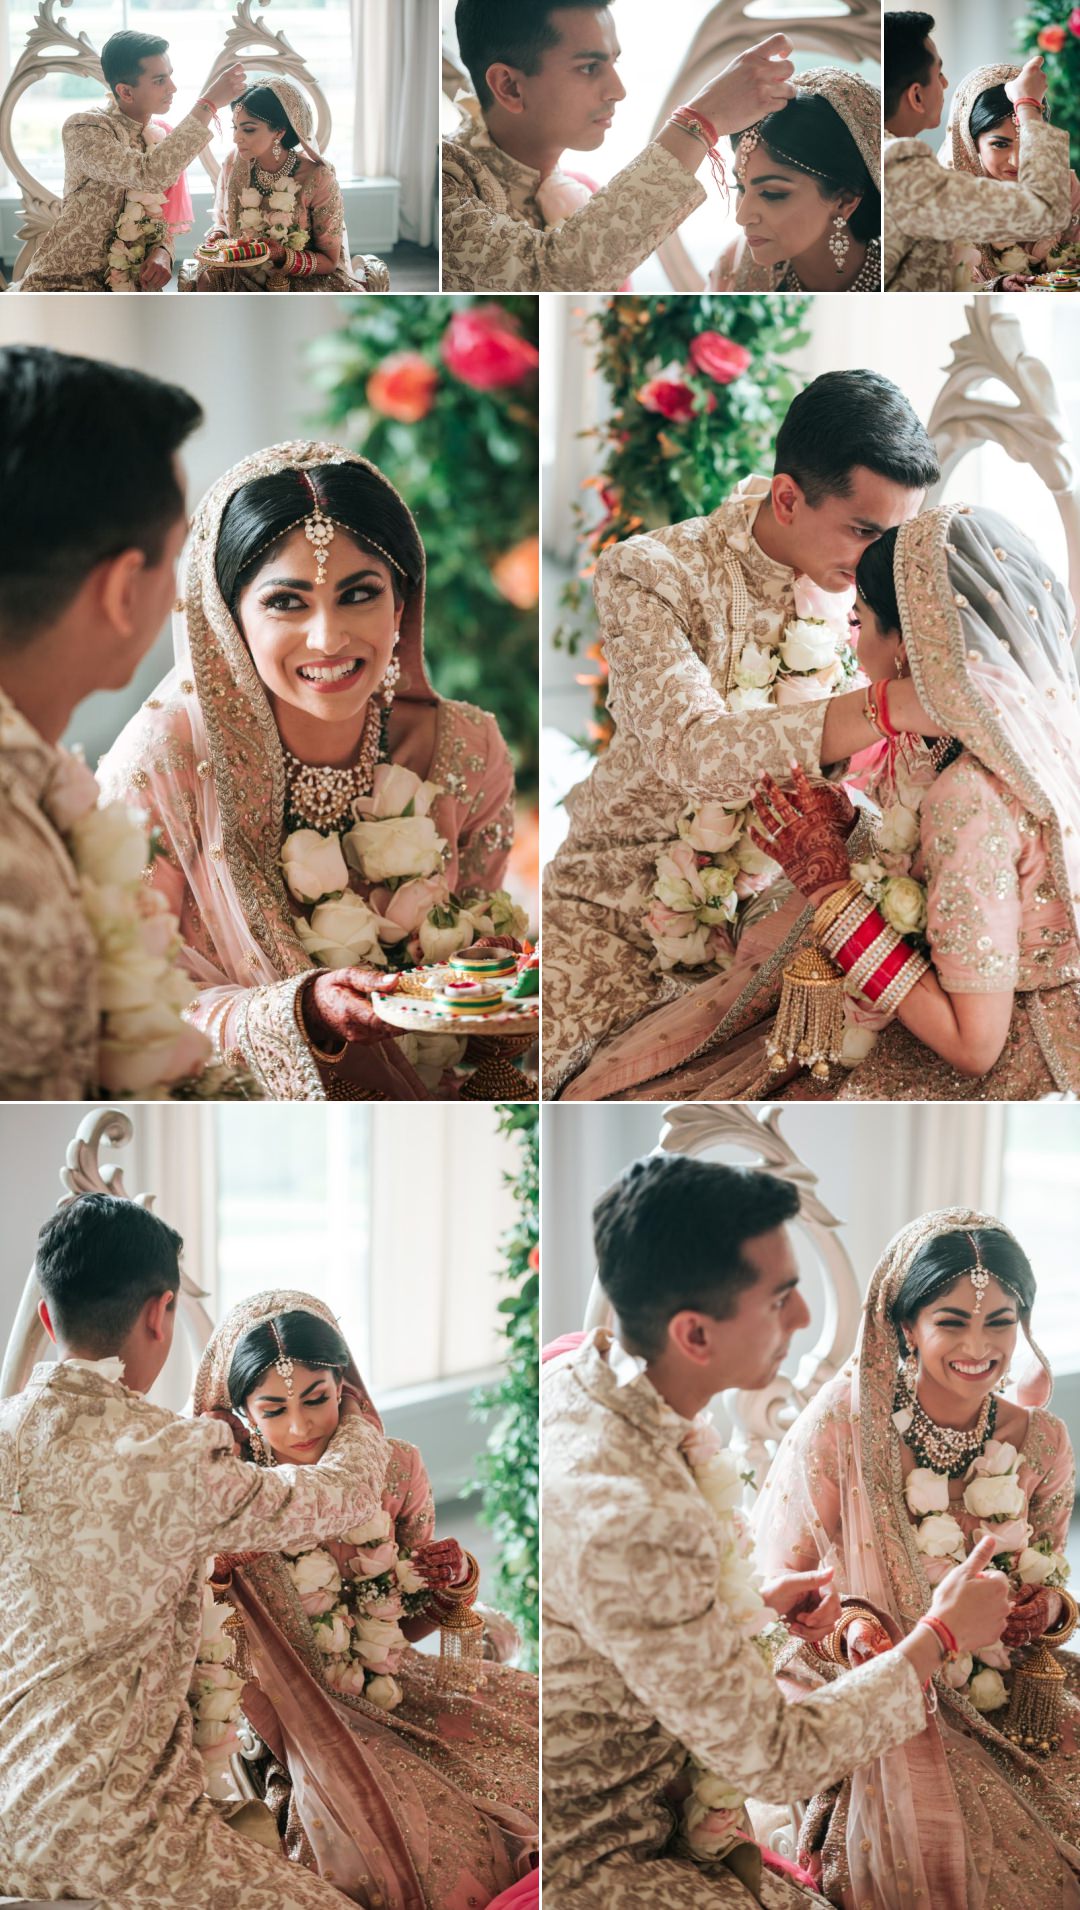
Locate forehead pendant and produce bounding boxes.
[270,1318,294,1393]
[301,472,335,586]
[965,1232,990,1313]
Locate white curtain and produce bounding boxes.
[352,0,438,248]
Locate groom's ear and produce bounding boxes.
[770,473,804,528]
[485,62,528,115]
[96,547,151,641]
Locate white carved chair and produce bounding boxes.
[0,0,333,287]
[582,1102,862,1859]
[926,300,1080,638]
[648,0,879,292]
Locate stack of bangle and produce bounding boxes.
[813,1604,887,1666]
[1042,1586,1079,1647]
[293,976,347,1065]
[426,1548,481,1619]
[813,879,930,1015]
[283,247,316,278]
[667,106,726,190]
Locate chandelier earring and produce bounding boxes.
[247,1423,276,1468]
[901,1342,919,1395]
[895,651,906,680]
[996,1365,1011,1395]
[828,214,850,273]
[272,136,283,161]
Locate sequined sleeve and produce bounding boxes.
[453,711,516,895]
[886,121,1069,263]
[1026,1411,1076,1555]
[389,1440,436,1553]
[442,137,705,292]
[195,1413,388,1557]
[921,756,1022,994]
[596,542,832,805]
[65,107,211,192]
[305,164,344,266]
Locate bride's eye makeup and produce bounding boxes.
[256,571,386,614]
[259,1392,330,1419]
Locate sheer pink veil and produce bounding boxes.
[752,1207,1058,1909]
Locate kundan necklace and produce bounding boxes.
[253,151,300,193]
[283,697,384,834]
[895,1377,998,1477]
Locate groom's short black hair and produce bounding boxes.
[101,30,169,95]
[35,1194,183,1353]
[455,0,614,111]
[593,1154,800,1360]
[774,370,939,508]
[883,13,936,120]
[0,346,201,646]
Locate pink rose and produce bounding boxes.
[974,1638,1012,1669]
[793,576,854,621]
[680,1415,724,1466]
[637,368,698,422]
[351,1540,400,1579]
[380,875,450,936]
[922,1555,953,1585]
[976,1518,1032,1555]
[688,332,751,385]
[733,868,774,900]
[772,668,839,707]
[364,1592,405,1620]
[42,748,100,834]
[441,306,539,389]
[643,902,700,939]
[300,1587,339,1617]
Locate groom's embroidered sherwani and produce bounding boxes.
[0,1358,388,1907]
[0,688,97,1099]
[542,477,837,1097]
[542,1333,929,1909]
[884,120,1069,292]
[442,108,704,291]
[20,100,210,291]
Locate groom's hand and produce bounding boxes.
[1006,56,1048,110]
[138,246,171,292]
[762,1566,841,1640]
[694,34,797,137]
[199,61,248,112]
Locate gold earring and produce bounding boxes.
[901,1344,919,1392]
[895,652,906,679]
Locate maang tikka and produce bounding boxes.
[270,1318,295,1393]
[964,1232,991,1314]
[301,475,336,587]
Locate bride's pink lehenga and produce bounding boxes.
[753,1210,1080,1910]
[193,1292,538,1910]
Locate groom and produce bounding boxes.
[883,13,1069,291]
[20,33,245,291]
[542,368,942,1098]
[542,1153,1011,1908]
[0,345,201,1098]
[0,1191,386,1906]
[443,3,798,290]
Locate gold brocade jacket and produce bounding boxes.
[541,1333,929,1908]
[0,1360,387,1906]
[0,688,97,1099]
[442,111,705,292]
[884,120,1070,292]
[21,100,211,291]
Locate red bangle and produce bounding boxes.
[917,1615,959,1663]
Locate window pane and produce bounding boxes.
[999,1105,1080,1373]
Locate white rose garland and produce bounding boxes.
[236,175,309,278]
[898,1432,1070,1711]
[107,188,168,290]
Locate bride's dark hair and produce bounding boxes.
[216,463,424,615]
[227,1308,351,1411]
[889,1227,1036,1355]
[733,95,879,243]
[855,527,900,634]
[231,83,300,149]
[969,83,1045,144]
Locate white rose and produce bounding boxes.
[840,1020,878,1067]
[295,893,390,968]
[678,802,744,856]
[905,1467,951,1517]
[734,639,780,691]
[997,245,1032,274]
[697,864,738,926]
[353,763,439,821]
[418,909,473,962]
[287,1549,341,1601]
[732,835,780,878]
[193,1716,232,1749]
[268,189,295,210]
[68,802,149,887]
[353,1616,405,1650]
[395,1555,426,1594]
[693,1774,745,1813]
[117,217,144,242]
[779,617,841,674]
[879,876,928,937]
[281,829,349,904]
[239,208,264,229]
[323,1656,369,1696]
[650,923,715,969]
[194,1679,244,1722]
[694,1450,744,1517]
[311,1605,353,1655]
[969,1667,1008,1712]
[95,942,170,1014]
[1016,1546,1060,1585]
[344,814,445,884]
[913,1512,967,1558]
[727,685,772,712]
[364,1674,403,1710]
[971,1440,1019,1477]
[287,226,308,248]
[394,1030,467,1090]
[962,1473,1026,1520]
[851,857,887,891]
[942,1651,974,1690]
[877,804,920,857]
[341,1510,392,1546]
[239,188,262,207]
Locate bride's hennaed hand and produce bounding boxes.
[411,1537,466,1587]
[748,765,855,899]
[1002,1584,1060,1646]
[304,968,399,1050]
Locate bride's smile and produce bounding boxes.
[901,1272,1020,1425]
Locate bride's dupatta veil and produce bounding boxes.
[752,1210,1080,1910]
[97,442,515,1101]
[943,65,1080,282]
[191,1290,538,1910]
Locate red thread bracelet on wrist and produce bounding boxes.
[668,106,726,192]
[917,1614,959,1663]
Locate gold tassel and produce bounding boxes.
[766,946,845,1082]
[437,1600,486,1693]
[1001,1641,1068,1756]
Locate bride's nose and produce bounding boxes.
[304,612,351,656]
[735,198,751,231]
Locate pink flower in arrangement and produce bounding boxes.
[688,332,752,384]
[1069,11,1080,40]
[1039,23,1068,49]
[441,306,540,389]
[636,366,700,422]
[366,352,439,422]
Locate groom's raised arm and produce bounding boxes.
[886,119,1069,254]
[597,541,837,807]
[192,1412,388,1557]
[63,111,213,195]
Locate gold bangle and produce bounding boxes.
[812,879,864,943]
[830,1606,883,1663]
[1043,1587,1079,1646]
[293,977,347,1065]
[430,1549,481,1610]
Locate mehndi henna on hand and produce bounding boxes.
[748,765,855,898]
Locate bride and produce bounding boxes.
[97,442,525,1102]
[193,80,389,292]
[190,1290,538,1908]
[753,1210,1080,1910]
[944,64,1080,288]
[709,69,881,292]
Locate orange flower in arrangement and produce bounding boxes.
[442,305,540,389]
[366,352,439,423]
[491,536,540,609]
[528,1245,539,1272]
[1039,22,1068,49]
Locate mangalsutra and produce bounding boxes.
[283,695,386,834]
